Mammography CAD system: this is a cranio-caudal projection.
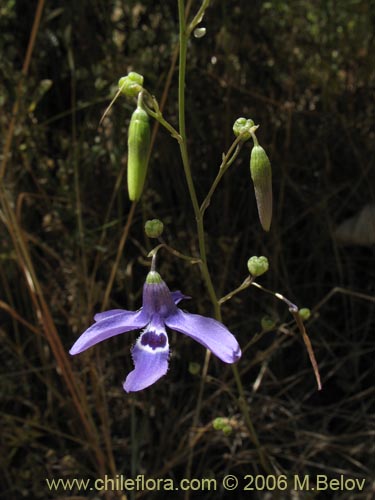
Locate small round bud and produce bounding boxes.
[127,72,144,85]
[188,361,201,375]
[145,219,164,238]
[118,76,127,87]
[118,73,144,98]
[299,308,311,321]
[233,117,255,140]
[261,315,276,331]
[119,79,142,98]
[222,424,233,436]
[212,417,225,431]
[194,27,206,38]
[247,256,269,277]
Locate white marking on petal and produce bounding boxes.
[135,324,169,354]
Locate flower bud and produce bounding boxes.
[145,219,164,238]
[250,144,273,231]
[213,417,225,431]
[222,424,233,436]
[261,315,276,331]
[118,72,144,98]
[299,308,311,321]
[127,103,151,201]
[188,361,201,375]
[194,27,206,38]
[127,72,144,85]
[247,256,269,277]
[233,117,255,140]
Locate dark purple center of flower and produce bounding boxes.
[141,331,167,350]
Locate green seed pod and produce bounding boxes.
[247,256,269,277]
[145,219,164,238]
[127,103,150,201]
[250,144,273,231]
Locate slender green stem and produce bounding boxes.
[177,0,200,217]
[231,364,273,473]
[200,136,243,215]
[177,0,219,316]
[142,94,182,141]
[188,0,211,35]
[147,243,201,264]
[184,348,211,491]
[250,129,259,146]
[219,275,254,305]
[178,3,220,494]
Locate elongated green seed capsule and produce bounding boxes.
[250,144,273,231]
[127,104,150,201]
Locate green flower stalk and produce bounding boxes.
[127,93,151,201]
[250,137,273,231]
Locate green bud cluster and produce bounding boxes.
[145,219,164,238]
[212,417,233,435]
[233,117,255,140]
[247,256,269,277]
[118,72,144,98]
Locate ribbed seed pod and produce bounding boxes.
[127,105,150,201]
[250,144,273,231]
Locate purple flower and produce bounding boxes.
[70,271,241,392]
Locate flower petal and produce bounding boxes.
[123,324,170,392]
[171,291,190,304]
[94,309,129,322]
[70,310,148,355]
[142,275,178,318]
[165,310,241,363]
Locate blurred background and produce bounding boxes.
[0,0,374,498]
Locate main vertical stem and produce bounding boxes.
[177,0,272,485]
[177,0,220,317]
[177,2,214,493]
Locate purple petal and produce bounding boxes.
[94,309,130,322]
[142,277,178,318]
[165,310,241,363]
[124,323,170,392]
[70,310,148,355]
[171,291,191,304]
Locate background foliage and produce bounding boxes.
[1,0,374,498]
